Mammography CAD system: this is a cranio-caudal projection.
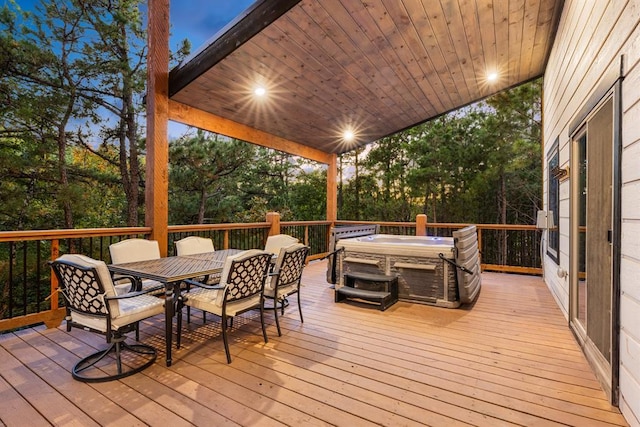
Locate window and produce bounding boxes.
[547,138,560,263]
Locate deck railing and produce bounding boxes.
[0,218,541,332]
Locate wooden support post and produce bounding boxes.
[146,0,170,256]
[327,153,337,222]
[266,212,281,236]
[45,239,64,328]
[416,214,427,236]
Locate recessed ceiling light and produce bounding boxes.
[487,72,498,82]
[254,86,266,96]
[343,130,354,141]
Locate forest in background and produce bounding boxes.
[1,0,542,232]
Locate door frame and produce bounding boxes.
[568,75,622,404]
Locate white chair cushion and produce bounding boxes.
[263,282,297,298]
[215,249,264,307]
[264,234,299,256]
[264,243,306,298]
[111,294,164,330]
[109,239,160,264]
[57,254,120,317]
[72,294,164,332]
[184,249,268,313]
[175,236,215,256]
[56,254,164,332]
[184,287,261,317]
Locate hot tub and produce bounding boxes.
[345,234,454,248]
[335,227,481,308]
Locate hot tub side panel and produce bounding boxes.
[326,225,380,284]
[341,252,387,278]
[390,254,459,307]
[336,241,459,308]
[452,225,482,304]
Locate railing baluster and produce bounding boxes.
[1,221,540,332]
[51,239,59,312]
[22,241,27,316]
[477,228,483,265]
[8,241,15,318]
[36,240,41,312]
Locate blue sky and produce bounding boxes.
[12,0,256,138]
[15,0,256,52]
[168,1,256,137]
[168,1,255,55]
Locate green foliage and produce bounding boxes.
[1,0,542,232]
[0,0,146,229]
[169,130,255,224]
[289,168,327,220]
[336,79,541,225]
[168,131,329,224]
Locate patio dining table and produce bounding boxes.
[108,248,242,366]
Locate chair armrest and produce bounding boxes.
[111,273,143,292]
[104,283,165,300]
[183,278,225,290]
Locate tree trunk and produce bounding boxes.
[338,155,343,217]
[198,187,207,224]
[354,150,360,220]
[125,87,140,227]
[499,169,508,264]
[58,125,73,229]
[423,181,429,217]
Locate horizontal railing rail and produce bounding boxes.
[1,219,541,333]
[168,222,271,256]
[335,220,542,274]
[0,227,153,332]
[280,221,332,261]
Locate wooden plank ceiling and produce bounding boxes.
[169,0,563,155]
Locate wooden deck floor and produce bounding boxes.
[0,261,629,426]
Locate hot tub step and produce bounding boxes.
[336,272,398,311]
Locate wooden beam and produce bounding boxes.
[0,309,66,331]
[169,100,332,164]
[146,0,170,256]
[327,153,337,222]
[168,0,302,97]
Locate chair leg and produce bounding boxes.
[72,336,156,383]
[272,298,282,336]
[115,338,123,374]
[297,292,304,323]
[260,302,268,343]
[176,301,183,349]
[221,313,232,364]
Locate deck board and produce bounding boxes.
[0,261,629,426]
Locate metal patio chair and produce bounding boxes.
[109,238,164,295]
[50,254,164,382]
[176,250,272,363]
[264,243,309,336]
[175,235,218,323]
[175,236,215,256]
[264,234,299,256]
